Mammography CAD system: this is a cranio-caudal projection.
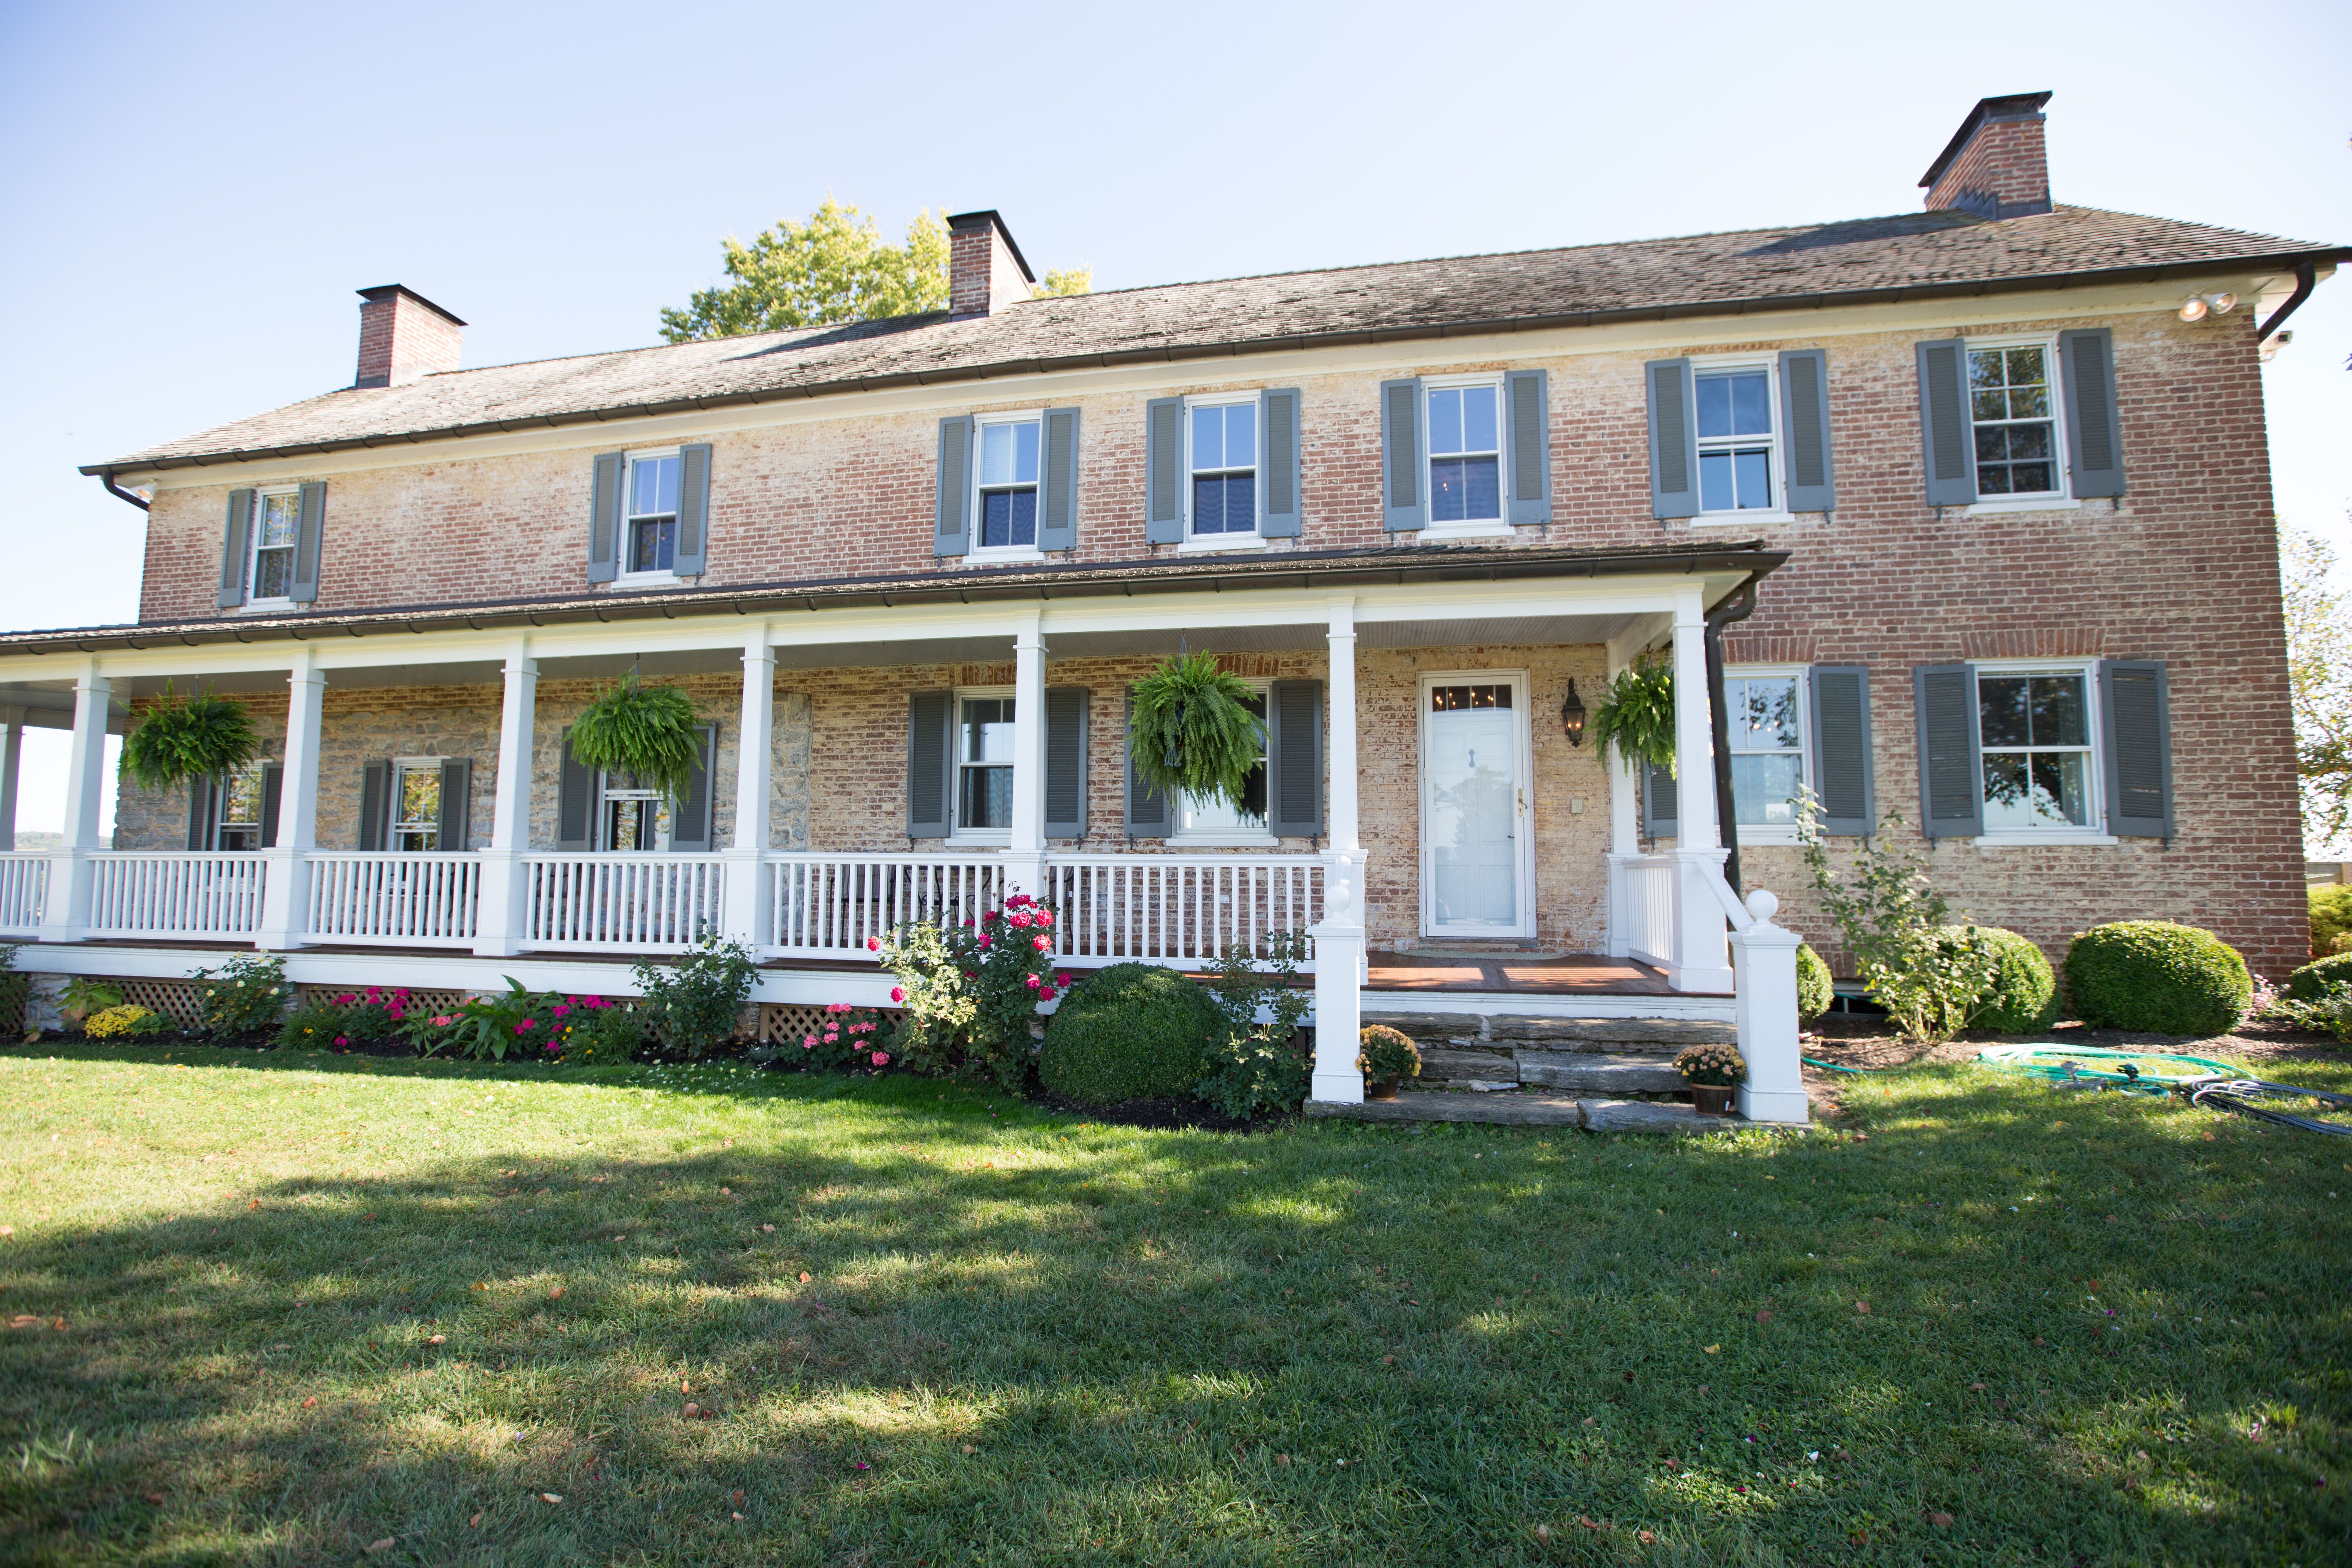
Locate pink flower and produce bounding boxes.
[866,936,882,952]
[1025,974,1040,989]
[546,1042,559,1053]
[552,1004,570,1017]
[826,1002,849,1013]
[521,1018,536,1029]
[890,986,906,1003]
[1039,987,1057,1002]
[333,1035,348,1046]
[1056,973,1071,985]
[871,1051,889,1067]
[431,1015,452,1027]
[1032,935,1051,952]
[804,1034,819,1046]
[978,935,992,949]
[823,1032,838,1044]
[1009,912,1031,928]
[1036,911,1054,928]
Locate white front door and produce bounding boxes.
[1419,673,1534,939]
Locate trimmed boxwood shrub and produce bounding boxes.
[2063,920,2252,1037]
[1795,942,1833,1021]
[1951,926,2058,1034]
[2285,951,2352,1004]
[2312,885,2352,961]
[1040,962,1221,1105]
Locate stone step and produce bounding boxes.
[1303,1089,1739,1134]
[1365,1011,1736,1054]
[1516,1053,1688,1094]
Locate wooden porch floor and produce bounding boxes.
[1365,951,1703,996]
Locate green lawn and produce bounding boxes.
[1,1043,2345,1567]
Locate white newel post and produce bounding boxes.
[1669,587,1734,991]
[0,705,22,851]
[255,653,325,950]
[38,663,109,943]
[722,627,775,948]
[1004,610,1047,903]
[1311,597,1366,1104]
[1729,888,1809,1124]
[472,644,537,957]
[1602,641,1642,959]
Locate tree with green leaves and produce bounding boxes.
[2284,519,2352,853]
[660,198,1089,342]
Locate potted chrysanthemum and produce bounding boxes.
[1673,1042,1746,1115]
[1356,1024,1422,1100]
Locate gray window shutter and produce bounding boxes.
[1808,665,1874,835]
[1123,689,1167,837]
[1380,378,1426,531]
[557,732,594,850]
[359,760,390,851]
[673,443,712,575]
[1642,762,1678,839]
[669,726,716,851]
[290,482,327,603]
[2060,329,2125,499]
[186,775,216,851]
[2099,659,2172,837]
[1914,341,1978,507]
[1045,686,1089,838]
[1267,679,1323,837]
[218,489,253,609]
[1506,369,1551,526]
[1913,664,1982,838]
[1036,407,1080,552]
[934,418,973,558]
[1260,388,1302,537]
[260,763,283,849]
[1145,397,1183,544]
[1779,350,1836,513]
[588,452,624,584]
[437,758,472,850]
[1645,360,1699,519]
[907,691,952,839]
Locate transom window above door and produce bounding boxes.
[1968,345,2059,496]
[1696,368,1775,512]
[976,419,1040,550]
[626,452,680,575]
[1427,382,1502,525]
[249,490,301,601]
[1429,684,1512,711]
[1188,401,1257,537]
[1978,669,2093,829]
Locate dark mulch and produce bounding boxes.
[1027,1087,1276,1133]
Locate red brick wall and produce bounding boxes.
[1926,115,2050,214]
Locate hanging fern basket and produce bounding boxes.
[568,673,702,803]
[1588,658,1677,774]
[120,682,259,793]
[1127,651,1264,808]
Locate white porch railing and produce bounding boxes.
[305,853,481,947]
[769,852,1007,958]
[521,855,725,952]
[1619,853,1677,969]
[1043,853,1323,970]
[87,851,267,938]
[0,853,47,935]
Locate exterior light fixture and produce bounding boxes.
[2178,296,2207,322]
[1560,678,1588,746]
[2205,292,2237,314]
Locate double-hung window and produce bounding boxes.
[1967,341,2063,498]
[624,451,681,576]
[1725,670,1806,832]
[955,691,1016,837]
[215,762,266,851]
[1977,666,2096,831]
[1174,689,1270,842]
[248,489,301,603]
[1695,364,1778,513]
[974,416,1040,551]
[390,761,443,851]
[1426,377,1502,527]
[1187,399,1257,538]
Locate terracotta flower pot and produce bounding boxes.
[1366,1075,1403,1102]
[1691,1084,1736,1116]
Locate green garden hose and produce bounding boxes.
[1974,1044,2236,1094]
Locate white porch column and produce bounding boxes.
[1669,586,1734,992]
[721,625,775,949]
[1729,888,1809,1124]
[1004,610,1048,901]
[0,705,23,851]
[1311,596,1366,1104]
[472,641,537,958]
[1602,639,1642,959]
[254,651,325,950]
[37,663,109,943]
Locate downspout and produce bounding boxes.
[2257,261,2316,343]
[1703,578,1759,894]
[96,470,150,512]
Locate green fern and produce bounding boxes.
[120,682,259,792]
[569,674,703,804]
[1588,659,1677,773]
[1127,653,1264,808]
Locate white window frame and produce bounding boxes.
[613,446,683,588]
[1688,354,1789,523]
[1416,669,1535,940]
[967,410,1047,563]
[1969,657,2114,845]
[1421,372,1514,540]
[1722,664,1810,845]
[594,768,670,853]
[1178,392,1267,553]
[1960,333,2078,516]
[948,684,1017,845]
[1170,678,1277,846]
[388,756,444,853]
[214,760,267,850]
[242,485,302,610]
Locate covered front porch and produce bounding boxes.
[0,546,1806,1120]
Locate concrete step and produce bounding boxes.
[1303,1089,1738,1134]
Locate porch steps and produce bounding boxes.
[1305,1090,1733,1134]
[1368,1010,1734,1101]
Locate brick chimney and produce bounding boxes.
[946,211,1035,318]
[1920,92,2054,220]
[354,285,465,388]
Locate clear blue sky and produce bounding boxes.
[2,0,2346,833]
